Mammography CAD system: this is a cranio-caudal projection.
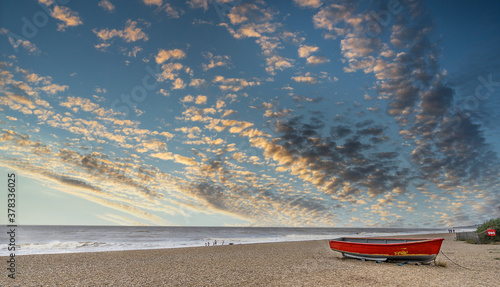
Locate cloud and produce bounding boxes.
[161,3,182,18]
[0,130,179,220]
[41,83,68,95]
[331,125,352,138]
[142,0,182,18]
[172,78,186,90]
[135,139,167,153]
[291,72,318,84]
[187,0,209,11]
[93,19,149,48]
[175,126,202,139]
[292,95,323,104]
[216,99,225,110]
[94,87,107,94]
[60,96,98,113]
[308,0,499,220]
[156,48,186,64]
[265,55,294,75]
[213,76,261,91]
[221,2,295,76]
[60,96,120,117]
[225,111,409,208]
[174,154,198,166]
[195,95,207,105]
[7,35,41,55]
[98,0,115,12]
[0,61,151,150]
[189,78,207,88]
[226,2,272,25]
[294,0,322,9]
[37,0,53,5]
[156,61,189,90]
[159,62,184,81]
[143,0,162,6]
[202,52,231,71]
[175,154,338,226]
[51,5,83,31]
[313,2,356,32]
[49,173,103,192]
[1,92,35,115]
[0,65,68,120]
[306,55,330,65]
[298,45,319,58]
[151,152,174,160]
[28,171,168,225]
[181,95,195,103]
[57,150,162,197]
[124,46,143,57]
[340,35,384,60]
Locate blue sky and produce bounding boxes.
[0,0,499,227]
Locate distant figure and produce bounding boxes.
[214,240,217,246]
[208,242,210,246]
[222,240,224,245]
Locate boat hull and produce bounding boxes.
[329,237,444,262]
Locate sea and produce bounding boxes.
[2,225,469,255]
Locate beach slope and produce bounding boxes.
[1,233,499,286]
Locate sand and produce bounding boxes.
[1,233,499,286]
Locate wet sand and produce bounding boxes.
[1,233,499,286]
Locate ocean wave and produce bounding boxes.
[17,241,108,253]
[9,226,454,255]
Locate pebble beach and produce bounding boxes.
[2,233,499,286]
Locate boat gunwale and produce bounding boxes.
[329,237,444,246]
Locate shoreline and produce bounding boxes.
[14,229,461,256]
[2,233,499,286]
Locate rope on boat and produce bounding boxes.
[439,251,474,270]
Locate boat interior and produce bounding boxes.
[332,237,428,244]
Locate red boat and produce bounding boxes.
[329,237,444,262]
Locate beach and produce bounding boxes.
[2,233,499,286]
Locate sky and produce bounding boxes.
[0,0,499,227]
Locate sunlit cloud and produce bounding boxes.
[93,19,149,49]
[98,0,115,12]
[50,5,84,31]
[298,45,319,58]
[143,0,162,6]
[156,48,187,64]
[291,72,318,84]
[202,52,232,71]
[294,0,323,9]
[213,76,261,91]
[187,0,209,11]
